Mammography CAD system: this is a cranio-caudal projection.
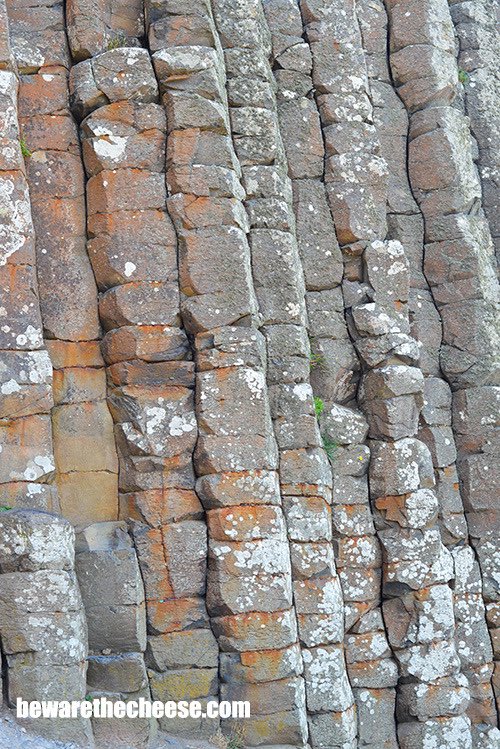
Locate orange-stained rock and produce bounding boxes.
[52,401,118,473]
[207,505,286,542]
[0,480,59,512]
[81,101,165,176]
[466,680,497,725]
[119,488,203,527]
[129,526,174,602]
[132,519,207,600]
[101,325,190,364]
[88,208,174,243]
[196,470,281,509]
[21,114,80,155]
[46,340,104,369]
[220,644,302,684]
[0,414,54,484]
[110,0,144,39]
[52,367,106,405]
[31,195,86,240]
[212,610,298,653]
[57,470,118,527]
[66,0,108,61]
[147,597,209,635]
[107,360,194,388]
[18,69,68,117]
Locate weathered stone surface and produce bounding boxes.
[1,0,499,745]
[75,522,146,653]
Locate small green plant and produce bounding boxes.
[322,435,338,461]
[0,505,12,512]
[313,396,324,419]
[458,68,469,85]
[107,33,128,50]
[19,138,31,158]
[226,733,245,749]
[310,352,325,369]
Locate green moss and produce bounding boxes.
[458,68,469,85]
[19,138,31,158]
[313,396,324,418]
[322,436,338,461]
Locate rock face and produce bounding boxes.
[0,0,498,748]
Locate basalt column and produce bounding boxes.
[210,0,373,746]
[148,2,310,742]
[71,45,217,741]
[5,0,120,529]
[386,0,500,742]
[0,15,57,514]
[359,0,495,739]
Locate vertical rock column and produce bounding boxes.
[295,0,401,744]
[5,0,120,528]
[210,1,363,747]
[0,28,57,513]
[350,240,474,748]
[358,0,495,736]
[72,47,217,740]
[386,0,500,738]
[148,7,309,742]
[449,0,500,267]
[75,521,152,747]
[0,511,91,745]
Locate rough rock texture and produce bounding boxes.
[0,0,498,747]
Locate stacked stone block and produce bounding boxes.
[149,9,309,741]
[6,0,120,529]
[0,61,58,513]
[386,0,500,739]
[449,0,500,266]
[358,8,492,737]
[211,1,363,745]
[353,239,474,747]
[67,0,144,62]
[72,45,217,739]
[0,0,498,747]
[0,511,91,744]
[76,521,153,747]
[297,2,403,744]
